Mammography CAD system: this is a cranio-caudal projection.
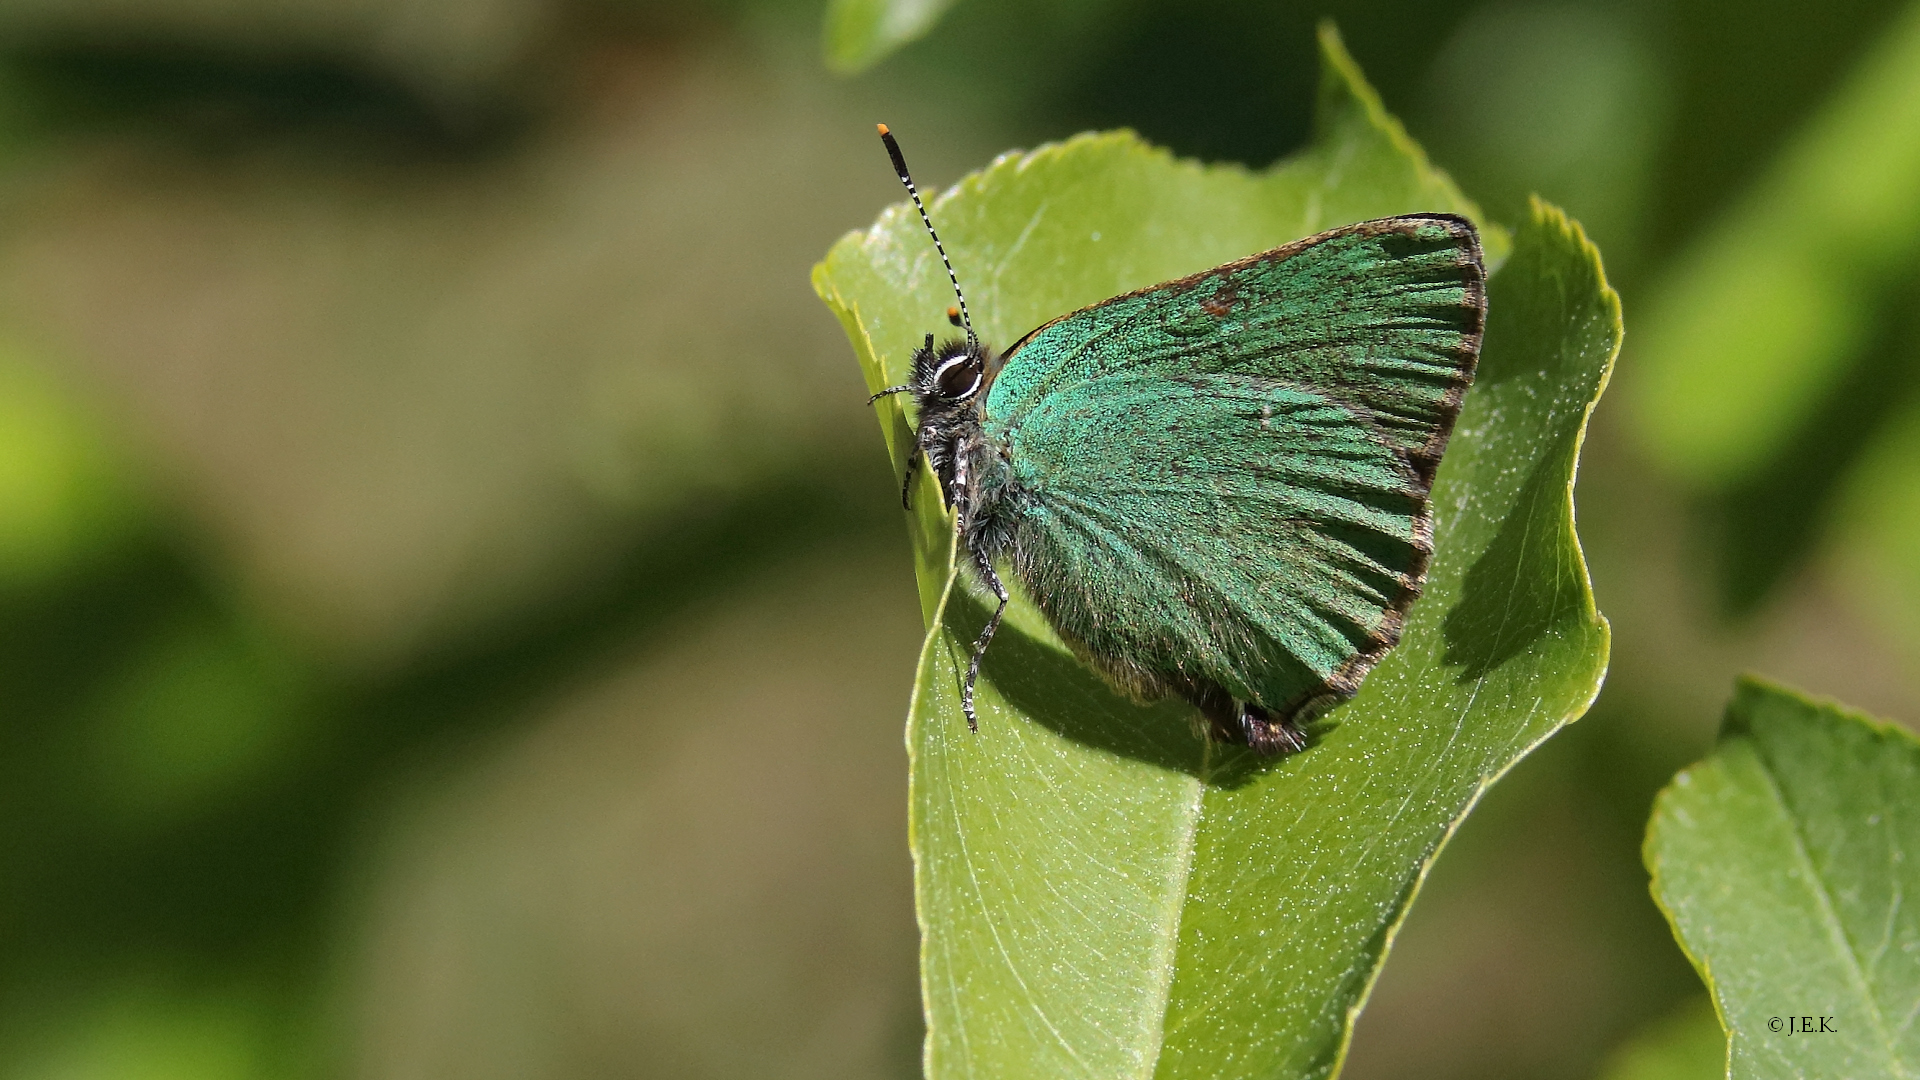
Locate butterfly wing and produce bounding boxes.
[981,215,1484,717]
[986,214,1484,482]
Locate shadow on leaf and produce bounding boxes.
[940,588,1288,789]
[1441,428,1585,680]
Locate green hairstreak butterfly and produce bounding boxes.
[869,125,1485,756]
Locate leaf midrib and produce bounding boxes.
[1751,743,1911,1074]
[1137,744,1210,1080]
[920,553,1216,1080]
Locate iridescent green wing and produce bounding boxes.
[982,216,1484,715]
[986,215,1484,481]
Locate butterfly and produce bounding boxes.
[868,125,1485,756]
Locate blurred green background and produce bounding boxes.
[0,1,1915,1078]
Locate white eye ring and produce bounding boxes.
[933,356,983,399]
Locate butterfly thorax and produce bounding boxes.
[904,336,1016,579]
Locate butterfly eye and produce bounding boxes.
[932,352,984,399]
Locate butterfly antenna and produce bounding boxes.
[878,124,978,353]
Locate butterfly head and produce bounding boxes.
[919,336,989,404]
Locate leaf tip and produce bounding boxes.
[1312,19,1384,135]
[1313,20,1514,263]
[1722,672,1920,748]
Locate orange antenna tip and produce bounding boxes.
[876,123,890,136]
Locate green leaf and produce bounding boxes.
[812,24,1612,1080]
[822,0,961,74]
[1645,676,1920,1080]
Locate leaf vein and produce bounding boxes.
[1753,754,1910,1072]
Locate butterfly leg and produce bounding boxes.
[1237,703,1310,757]
[899,445,921,509]
[1176,678,1313,757]
[961,561,1009,732]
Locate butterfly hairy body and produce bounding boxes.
[892,214,1486,756]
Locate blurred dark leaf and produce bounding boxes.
[1703,263,1920,616]
[0,39,522,158]
[0,0,552,110]
[1828,367,1920,674]
[1633,1,1920,486]
[1629,1,1920,615]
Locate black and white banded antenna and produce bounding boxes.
[878,124,978,354]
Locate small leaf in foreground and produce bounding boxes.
[1646,675,1920,1080]
[814,24,1613,1080]
[823,0,961,75]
